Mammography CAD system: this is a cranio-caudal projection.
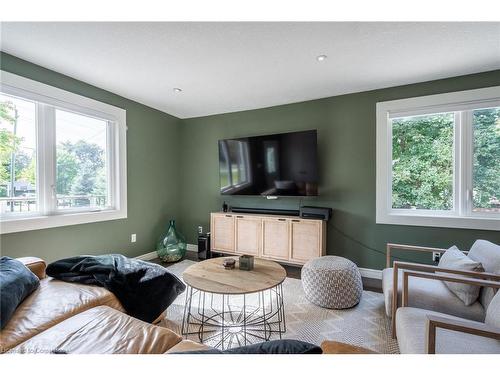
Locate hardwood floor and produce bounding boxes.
[154,251,382,293]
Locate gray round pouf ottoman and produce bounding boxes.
[301,256,363,309]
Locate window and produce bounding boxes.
[391,112,455,211]
[472,107,500,214]
[0,95,37,214]
[55,109,109,210]
[0,71,127,233]
[376,86,500,231]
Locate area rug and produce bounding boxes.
[159,259,399,354]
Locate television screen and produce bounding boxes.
[218,130,318,196]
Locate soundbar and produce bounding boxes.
[230,207,300,216]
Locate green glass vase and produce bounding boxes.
[156,220,187,263]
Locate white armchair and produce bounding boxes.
[383,240,500,337]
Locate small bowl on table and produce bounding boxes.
[222,258,236,270]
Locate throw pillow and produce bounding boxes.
[225,339,322,354]
[172,339,323,354]
[438,246,484,306]
[484,288,500,329]
[0,257,40,329]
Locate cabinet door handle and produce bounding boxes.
[225,215,232,217]
[236,215,244,218]
[278,218,286,221]
[292,219,300,222]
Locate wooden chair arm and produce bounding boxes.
[393,261,500,281]
[386,243,448,268]
[425,314,500,354]
[401,270,500,308]
[320,340,377,354]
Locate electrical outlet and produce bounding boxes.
[432,252,441,262]
[198,226,203,234]
[131,234,137,243]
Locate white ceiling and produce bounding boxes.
[1,22,499,119]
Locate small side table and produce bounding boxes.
[181,256,287,350]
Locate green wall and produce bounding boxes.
[178,70,500,270]
[1,51,499,269]
[0,53,182,262]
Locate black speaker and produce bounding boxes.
[198,232,211,260]
[299,206,332,220]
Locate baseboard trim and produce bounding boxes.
[187,243,198,252]
[183,243,383,280]
[359,267,382,280]
[136,244,198,261]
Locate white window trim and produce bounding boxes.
[0,71,127,234]
[376,86,500,231]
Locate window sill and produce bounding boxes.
[0,209,127,234]
[376,212,500,231]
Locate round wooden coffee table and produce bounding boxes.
[181,256,287,350]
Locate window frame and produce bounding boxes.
[0,71,127,234]
[376,86,500,231]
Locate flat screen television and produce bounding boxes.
[218,130,318,196]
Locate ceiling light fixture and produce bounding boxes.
[173,88,182,93]
[316,54,327,62]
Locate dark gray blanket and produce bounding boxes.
[46,254,185,323]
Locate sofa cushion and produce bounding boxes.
[9,306,182,354]
[485,290,500,328]
[438,246,484,305]
[382,268,485,321]
[0,257,40,330]
[468,240,500,309]
[0,277,123,353]
[396,307,500,354]
[46,254,186,323]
